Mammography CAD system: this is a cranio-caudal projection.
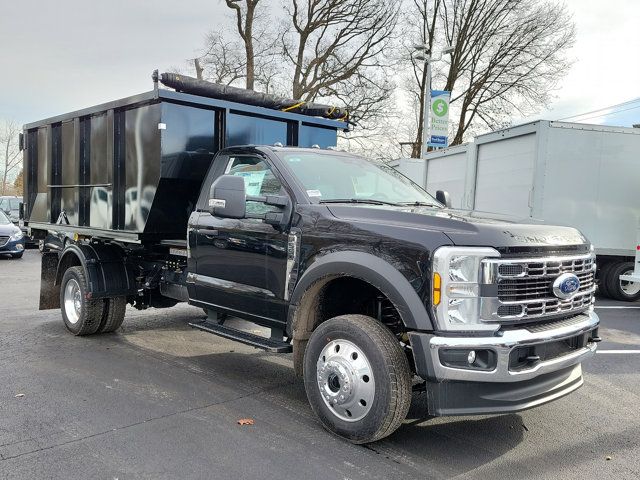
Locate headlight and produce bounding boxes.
[9,230,23,241]
[432,246,500,332]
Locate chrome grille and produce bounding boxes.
[0,236,9,247]
[482,252,596,322]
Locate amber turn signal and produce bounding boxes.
[433,272,441,306]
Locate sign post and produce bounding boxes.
[427,90,450,148]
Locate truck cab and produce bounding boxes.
[183,145,600,441]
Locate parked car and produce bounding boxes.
[0,195,36,247]
[39,229,73,253]
[0,195,21,223]
[0,210,25,258]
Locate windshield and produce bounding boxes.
[278,151,439,206]
[0,210,10,225]
[8,198,20,210]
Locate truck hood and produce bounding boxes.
[326,205,589,250]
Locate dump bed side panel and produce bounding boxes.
[24,90,344,242]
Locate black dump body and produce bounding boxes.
[23,76,347,243]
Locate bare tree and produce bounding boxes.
[403,0,575,153]
[13,169,24,193]
[1,120,21,195]
[403,0,442,158]
[224,0,261,90]
[282,0,398,100]
[278,0,400,151]
[197,30,248,85]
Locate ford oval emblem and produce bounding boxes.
[552,273,581,299]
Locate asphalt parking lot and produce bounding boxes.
[1,250,639,480]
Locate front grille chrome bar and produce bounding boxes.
[481,252,596,323]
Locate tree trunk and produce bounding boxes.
[411,65,428,158]
[193,58,204,80]
[244,2,256,90]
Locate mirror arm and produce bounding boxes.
[246,194,289,208]
[245,211,285,227]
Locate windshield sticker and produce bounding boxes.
[236,171,267,196]
[307,189,322,198]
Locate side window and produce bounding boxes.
[226,156,284,215]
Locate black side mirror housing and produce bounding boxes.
[436,190,452,208]
[208,175,247,218]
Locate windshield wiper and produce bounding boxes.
[400,201,440,207]
[319,198,402,207]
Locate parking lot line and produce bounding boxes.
[596,350,640,354]
[594,306,640,309]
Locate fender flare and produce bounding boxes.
[287,250,434,335]
[55,243,137,299]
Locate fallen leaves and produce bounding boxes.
[237,418,255,426]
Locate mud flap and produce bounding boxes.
[40,252,60,310]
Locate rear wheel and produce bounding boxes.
[303,314,411,444]
[60,266,104,335]
[98,297,127,333]
[597,262,615,298]
[607,262,640,302]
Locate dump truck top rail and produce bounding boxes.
[24,88,349,131]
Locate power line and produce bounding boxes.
[565,104,640,123]
[557,97,640,121]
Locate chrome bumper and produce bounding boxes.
[410,310,599,383]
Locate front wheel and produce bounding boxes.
[303,314,412,444]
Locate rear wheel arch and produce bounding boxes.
[55,246,85,286]
[54,243,136,299]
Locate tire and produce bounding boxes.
[597,262,614,298]
[11,253,23,259]
[606,262,640,302]
[60,266,104,335]
[98,297,127,333]
[303,314,412,444]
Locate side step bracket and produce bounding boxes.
[188,321,292,353]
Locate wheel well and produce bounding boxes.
[290,275,406,376]
[55,251,82,285]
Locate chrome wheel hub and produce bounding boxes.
[63,278,82,325]
[620,268,640,296]
[316,339,374,422]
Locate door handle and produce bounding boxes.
[197,228,219,238]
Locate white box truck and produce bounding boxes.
[392,120,640,301]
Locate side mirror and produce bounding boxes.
[436,190,452,208]
[208,175,246,218]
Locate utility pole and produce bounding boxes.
[413,45,454,158]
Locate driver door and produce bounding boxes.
[192,155,290,326]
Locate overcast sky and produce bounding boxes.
[1,0,638,128]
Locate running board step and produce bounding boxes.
[188,321,292,353]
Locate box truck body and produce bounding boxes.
[394,120,640,300]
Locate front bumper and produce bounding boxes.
[0,237,26,254]
[409,310,599,415]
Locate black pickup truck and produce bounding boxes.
[24,75,600,443]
